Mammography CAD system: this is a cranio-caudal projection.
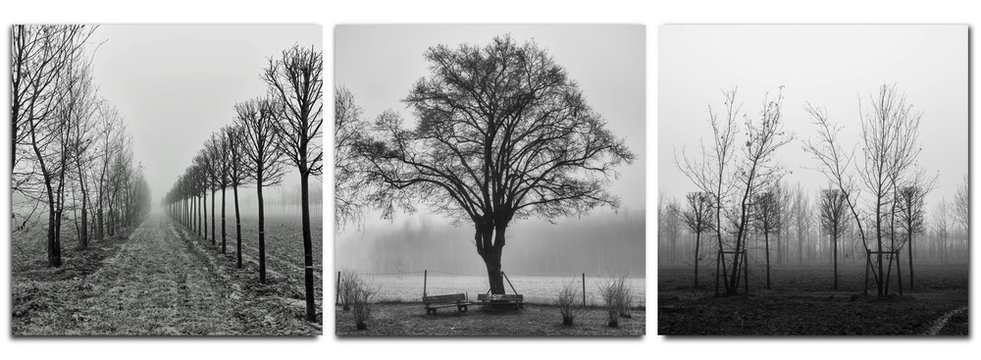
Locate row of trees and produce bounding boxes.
[163,45,323,322]
[11,25,151,267]
[670,84,967,296]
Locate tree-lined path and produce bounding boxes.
[12,213,319,336]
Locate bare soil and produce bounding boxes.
[658,263,968,335]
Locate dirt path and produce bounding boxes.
[923,305,968,336]
[12,214,319,336]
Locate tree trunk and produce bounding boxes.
[764,230,771,290]
[233,183,242,268]
[211,189,216,246]
[908,230,914,290]
[833,231,839,290]
[477,224,507,294]
[221,186,227,254]
[257,177,266,283]
[693,231,701,289]
[300,172,316,322]
[203,190,209,244]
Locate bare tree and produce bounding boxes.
[819,188,849,289]
[933,200,950,263]
[675,89,740,294]
[334,87,369,229]
[237,97,285,283]
[225,124,251,268]
[953,175,968,234]
[205,132,230,253]
[754,188,782,290]
[263,45,323,322]
[805,84,924,296]
[356,36,634,294]
[896,171,935,289]
[681,191,714,289]
[724,88,792,294]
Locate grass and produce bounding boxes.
[658,262,968,335]
[335,302,645,336]
[12,214,321,336]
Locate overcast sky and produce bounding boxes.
[659,25,967,211]
[88,25,321,198]
[335,24,646,241]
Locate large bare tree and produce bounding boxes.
[357,36,634,294]
[805,84,924,296]
[263,45,323,322]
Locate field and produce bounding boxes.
[11,213,322,336]
[658,262,968,335]
[360,273,646,306]
[336,302,645,336]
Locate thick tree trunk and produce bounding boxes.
[300,173,316,322]
[478,224,507,295]
[233,183,242,268]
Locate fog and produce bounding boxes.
[87,25,322,199]
[334,25,646,277]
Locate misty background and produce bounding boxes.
[88,24,323,214]
[659,25,967,215]
[334,25,646,276]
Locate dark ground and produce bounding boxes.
[336,302,645,336]
[11,213,321,336]
[658,262,968,335]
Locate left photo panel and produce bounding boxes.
[10,24,324,336]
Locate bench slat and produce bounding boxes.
[477,294,524,302]
[423,293,467,303]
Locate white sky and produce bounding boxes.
[88,25,322,197]
[659,25,967,209]
[335,24,646,237]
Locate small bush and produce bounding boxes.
[556,279,580,326]
[351,282,376,331]
[337,271,359,311]
[599,273,632,328]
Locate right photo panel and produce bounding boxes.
[658,25,968,335]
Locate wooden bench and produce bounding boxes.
[423,293,471,314]
[477,293,524,310]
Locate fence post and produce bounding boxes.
[423,269,428,298]
[335,271,341,305]
[582,272,586,307]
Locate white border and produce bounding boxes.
[1,1,978,360]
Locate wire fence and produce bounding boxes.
[338,270,646,307]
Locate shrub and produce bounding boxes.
[599,273,632,328]
[337,270,359,311]
[350,280,376,331]
[556,279,580,326]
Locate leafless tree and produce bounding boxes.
[895,170,935,290]
[819,188,849,289]
[675,89,740,294]
[263,45,323,322]
[236,97,286,283]
[334,87,369,229]
[805,84,924,296]
[681,191,714,289]
[754,188,782,290]
[225,124,251,268]
[933,200,951,263]
[356,36,634,294]
[953,175,968,234]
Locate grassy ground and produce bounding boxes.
[11,214,320,336]
[336,302,645,336]
[658,263,968,335]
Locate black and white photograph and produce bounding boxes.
[333,24,646,336]
[657,25,968,335]
[10,24,324,336]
